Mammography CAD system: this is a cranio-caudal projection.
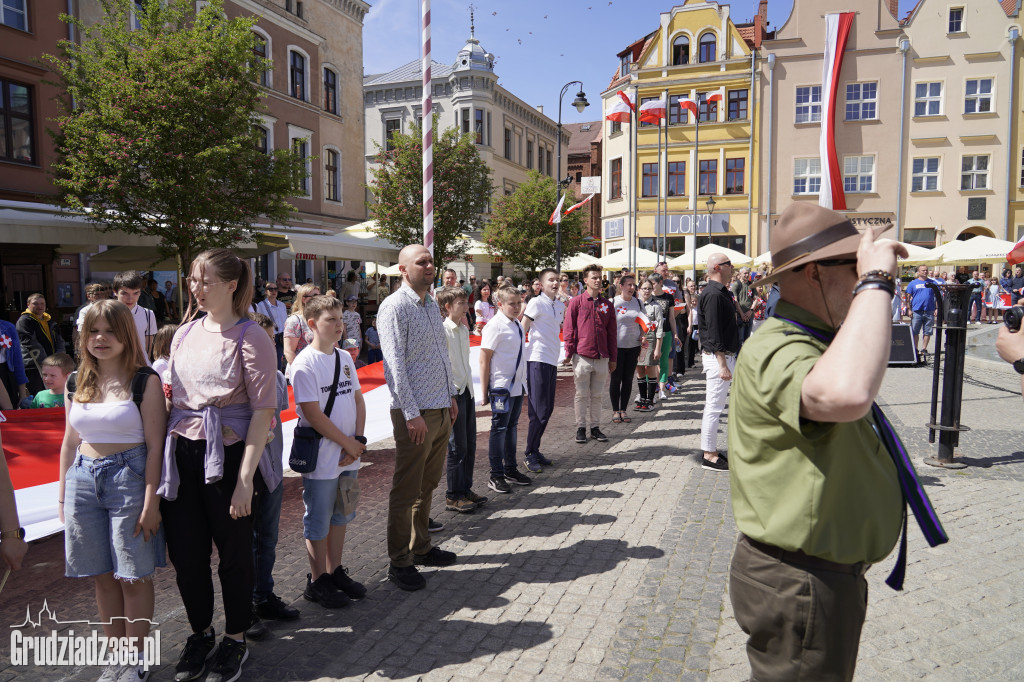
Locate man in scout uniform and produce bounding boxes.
[727,203,946,680]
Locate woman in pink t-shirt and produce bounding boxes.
[159,249,277,682]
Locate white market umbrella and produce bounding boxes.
[668,244,752,271]
[934,235,1015,266]
[879,240,941,266]
[597,247,661,271]
[753,251,772,267]
[560,252,601,272]
[382,263,403,277]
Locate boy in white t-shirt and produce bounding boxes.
[521,268,565,472]
[113,270,157,360]
[290,295,368,609]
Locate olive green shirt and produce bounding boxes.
[727,301,902,565]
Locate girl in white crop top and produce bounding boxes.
[59,299,166,682]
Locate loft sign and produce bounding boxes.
[655,214,729,236]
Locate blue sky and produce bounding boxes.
[363,1,917,126]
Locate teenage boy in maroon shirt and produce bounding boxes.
[562,264,617,444]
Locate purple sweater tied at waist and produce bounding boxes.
[158,403,282,500]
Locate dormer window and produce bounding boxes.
[672,36,689,65]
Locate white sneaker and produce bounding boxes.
[659,390,668,401]
[97,665,124,682]
[116,665,150,682]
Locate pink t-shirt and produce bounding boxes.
[168,318,276,444]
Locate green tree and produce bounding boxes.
[367,117,492,266]
[44,0,306,269]
[482,171,586,275]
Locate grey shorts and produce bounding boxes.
[911,311,935,337]
[64,445,166,581]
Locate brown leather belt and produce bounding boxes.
[741,534,869,576]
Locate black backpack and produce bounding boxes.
[66,367,158,411]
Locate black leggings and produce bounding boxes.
[162,437,264,635]
[609,346,641,411]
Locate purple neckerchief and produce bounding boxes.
[774,313,948,590]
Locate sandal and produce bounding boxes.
[622,415,632,423]
[612,413,624,424]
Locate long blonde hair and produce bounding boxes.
[290,283,320,319]
[74,300,148,403]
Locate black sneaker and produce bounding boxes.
[303,573,351,608]
[535,452,553,466]
[701,456,729,472]
[466,490,489,505]
[254,593,300,621]
[243,613,269,641]
[388,564,426,591]
[575,427,588,443]
[205,637,248,682]
[504,468,532,486]
[590,427,608,442]
[428,517,444,532]
[413,546,457,567]
[523,454,542,473]
[488,476,512,493]
[174,629,216,682]
[331,565,366,600]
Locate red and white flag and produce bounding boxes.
[563,193,595,218]
[548,193,567,225]
[635,311,653,334]
[819,12,855,211]
[606,91,634,122]
[639,97,667,124]
[706,89,724,104]
[676,97,698,117]
[1007,235,1024,265]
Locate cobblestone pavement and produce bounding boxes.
[2,351,1023,681]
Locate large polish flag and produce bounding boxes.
[819,12,855,211]
[606,91,634,122]
[639,97,667,124]
[1008,234,1024,265]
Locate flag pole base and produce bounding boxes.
[923,456,967,470]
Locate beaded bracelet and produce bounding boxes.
[859,269,895,285]
[852,281,895,298]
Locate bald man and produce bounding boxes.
[377,245,460,591]
[696,253,738,471]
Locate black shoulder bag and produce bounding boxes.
[488,322,523,414]
[289,350,341,474]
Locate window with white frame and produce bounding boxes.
[323,68,338,114]
[911,157,940,192]
[2,0,27,31]
[384,118,400,152]
[254,125,269,155]
[324,148,340,202]
[291,135,311,197]
[131,1,144,30]
[948,7,964,33]
[964,78,993,114]
[843,155,874,192]
[914,82,942,117]
[795,86,821,123]
[289,49,308,101]
[845,82,877,121]
[793,158,821,194]
[251,30,271,87]
[961,155,989,190]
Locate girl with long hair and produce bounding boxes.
[634,279,665,412]
[610,273,642,423]
[59,299,166,682]
[472,282,494,335]
[159,249,278,682]
[283,283,321,370]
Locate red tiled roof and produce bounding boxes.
[563,122,602,156]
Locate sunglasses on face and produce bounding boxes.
[265,287,277,291]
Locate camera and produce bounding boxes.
[1004,306,1024,332]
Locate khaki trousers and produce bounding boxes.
[572,355,608,428]
[729,536,868,682]
[387,407,451,567]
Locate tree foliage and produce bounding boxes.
[367,117,493,266]
[44,0,306,269]
[482,171,586,275]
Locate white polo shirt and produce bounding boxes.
[254,298,288,333]
[524,294,565,366]
[130,304,157,360]
[481,309,527,396]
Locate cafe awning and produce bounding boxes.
[279,225,400,262]
[88,235,290,272]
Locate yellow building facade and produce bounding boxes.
[601,0,764,263]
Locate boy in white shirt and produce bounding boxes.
[522,268,565,472]
[479,285,532,494]
[437,286,487,514]
[113,271,157,359]
[290,296,368,609]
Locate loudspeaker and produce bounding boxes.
[889,323,917,365]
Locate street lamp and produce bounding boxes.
[694,195,717,276]
[555,81,590,274]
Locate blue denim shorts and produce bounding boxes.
[301,469,359,540]
[64,445,166,581]
[911,310,935,337]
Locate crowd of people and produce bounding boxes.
[2,217,1023,682]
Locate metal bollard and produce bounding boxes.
[924,281,969,469]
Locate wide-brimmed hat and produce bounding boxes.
[759,203,891,286]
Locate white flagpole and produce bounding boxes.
[692,100,699,279]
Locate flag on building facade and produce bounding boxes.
[1008,235,1024,265]
[606,90,634,122]
[819,12,855,211]
[639,97,667,124]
